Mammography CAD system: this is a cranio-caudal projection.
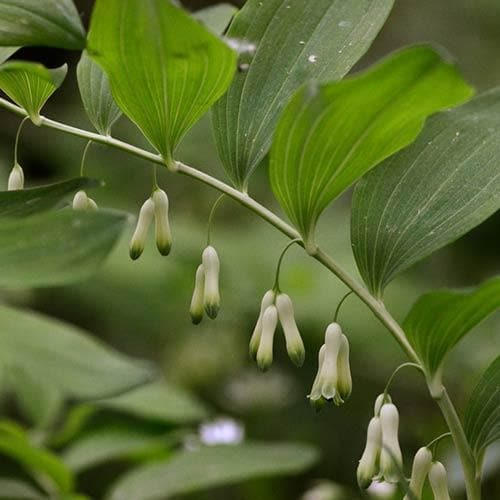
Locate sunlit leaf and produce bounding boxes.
[0,304,155,400]
[464,356,500,459]
[97,380,209,424]
[404,277,500,378]
[0,478,46,499]
[87,0,236,167]
[77,51,121,136]
[212,0,396,190]
[0,61,67,124]
[270,45,472,251]
[193,4,237,35]
[0,46,18,64]
[0,427,73,493]
[108,442,319,500]
[0,209,127,288]
[0,0,85,50]
[0,177,98,217]
[351,88,500,297]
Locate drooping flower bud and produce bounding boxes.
[249,290,276,361]
[379,403,403,483]
[152,188,172,256]
[202,245,220,319]
[8,163,24,191]
[357,416,382,489]
[276,293,305,367]
[403,447,433,500]
[308,344,326,411]
[189,264,205,325]
[428,461,451,500]
[72,190,89,210]
[129,198,155,260]
[87,197,98,210]
[336,334,352,400]
[374,393,392,416]
[256,305,278,371]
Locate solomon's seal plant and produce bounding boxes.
[0,0,498,499]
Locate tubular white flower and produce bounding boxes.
[276,293,305,367]
[72,190,89,210]
[357,416,382,489]
[319,322,343,403]
[8,163,24,190]
[129,198,155,260]
[256,305,278,372]
[428,461,451,500]
[379,403,403,483]
[249,289,275,361]
[337,334,352,400]
[403,447,433,500]
[374,393,392,416]
[87,197,98,210]
[308,344,326,409]
[202,245,220,319]
[152,188,172,256]
[189,264,205,325]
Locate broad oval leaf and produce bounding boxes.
[212,0,396,190]
[0,61,67,124]
[352,88,500,297]
[0,46,18,64]
[77,51,121,136]
[0,209,127,288]
[0,478,46,499]
[0,0,85,50]
[464,356,500,459]
[193,4,237,35]
[0,304,155,399]
[87,0,236,167]
[403,277,500,378]
[270,45,472,251]
[107,442,319,500]
[0,177,98,217]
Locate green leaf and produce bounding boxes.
[464,356,500,459]
[0,428,73,493]
[351,88,500,297]
[0,303,155,400]
[77,51,121,136]
[62,429,167,473]
[269,45,473,251]
[107,442,319,500]
[97,381,209,424]
[403,277,500,378]
[0,478,46,499]
[0,46,18,64]
[212,0,396,190]
[87,0,236,167]
[0,209,127,288]
[0,61,67,124]
[0,177,98,217]
[193,4,237,35]
[0,0,85,50]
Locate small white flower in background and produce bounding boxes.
[129,197,155,260]
[256,304,278,371]
[249,289,276,360]
[199,417,245,446]
[152,188,172,255]
[276,293,305,367]
[428,461,451,500]
[300,481,348,500]
[308,322,352,408]
[357,416,382,489]
[72,190,98,211]
[189,264,205,325]
[378,403,403,483]
[366,480,397,499]
[403,447,433,500]
[202,245,220,319]
[7,163,24,191]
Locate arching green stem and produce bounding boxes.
[273,238,301,292]
[206,194,225,246]
[80,140,93,177]
[14,116,29,165]
[334,291,354,323]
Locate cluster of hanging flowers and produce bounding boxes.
[129,188,172,260]
[308,322,352,409]
[249,289,305,371]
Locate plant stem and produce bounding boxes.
[0,97,479,499]
[273,238,301,291]
[14,116,29,165]
[80,140,93,177]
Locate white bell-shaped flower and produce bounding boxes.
[337,333,352,400]
[249,290,276,361]
[202,245,220,319]
[256,305,278,372]
[374,393,392,416]
[8,163,24,191]
[275,293,305,367]
[189,264,205,325]
[152,188,172,256]
[129,198,155,260]
[72,190,98,211]
[357,416,382,489]
[428,461,451,500]
[403,447,432,500]
[379,403,403,483]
